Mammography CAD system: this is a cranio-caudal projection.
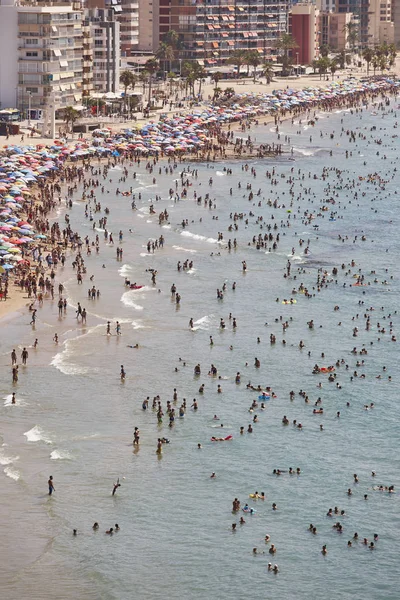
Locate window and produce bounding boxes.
[95,29,103,35]
[26,39,39,45]
[26,51,38,57]
[95,40,103,46]
[26,87,39,93]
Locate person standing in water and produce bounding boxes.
[112,479,121,496]
[48,475,55,495]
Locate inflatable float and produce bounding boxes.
[211,435,233,442]
[130,284,143,290]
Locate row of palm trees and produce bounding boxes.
[117,32,398,113]
[361,44,397,75]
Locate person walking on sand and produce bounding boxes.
[11,349,17,365]
[30,310,37,326]
[48,475,55,496]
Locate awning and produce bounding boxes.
[53,48,62,57]
[212,42,219,48]
[227,40,234,46]
[74,94,81,101]
[113,5,122,12]
[52,25,58,33]
[60,60,68,68]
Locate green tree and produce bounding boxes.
[362,48,374,75]
[244,50,261,82]
[344,22,358,51]
[330,58,338,80]
[275,33,298,76]
[319,44,330,58]
[139,70,148,96]
[120,69,136,112]
[336,50,345,69]
[167,71,177,95]
[227,50,246,79]
[224,87,235,98]
[155,42,175,76]
[379,54,387,73]
[310,59,319,74]
[63,106,79,134]
[144,59,159,104]
[317,57,330,80]
[213,86,222,101]
[211,71,223,89]
[262,62,274,83]
[371,54,380,76]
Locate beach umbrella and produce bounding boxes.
[1,263,14,269]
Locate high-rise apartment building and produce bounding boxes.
[169,0,290,68]
[85,8,121,92]
[86,0,137,55]
[0,0,84,112]
[336,0,369,46]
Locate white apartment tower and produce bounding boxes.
[0,0,84,111]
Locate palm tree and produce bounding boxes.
[330,58,338,80]
[224,87,235,98]
[139,70,148,97]
[319,44,330,58]
[120,69,135,112]
[162,29,179,49]
[379,54,387,73]
[244,50,261,83]
[362,48,374,75]
[317,57,330,80]
[155,42,175,76]
[336,50,345,70]
[310,59,319,74]
[213,86,222,101]
[371,54,380,76]
[344,22,358,52]
[144,59,159,104]
[167,71,177,96]
[262,62,274,84]
[211,71,223,93]
[63,106,79,135]
[194,65,207,95]
[275,33,298,76]
[227,50,246,79]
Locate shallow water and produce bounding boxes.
[0,98,399,599]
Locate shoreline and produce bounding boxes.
[0,75,399,327]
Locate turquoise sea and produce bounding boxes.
[0,97,399,599]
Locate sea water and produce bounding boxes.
[0,100,399,600]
